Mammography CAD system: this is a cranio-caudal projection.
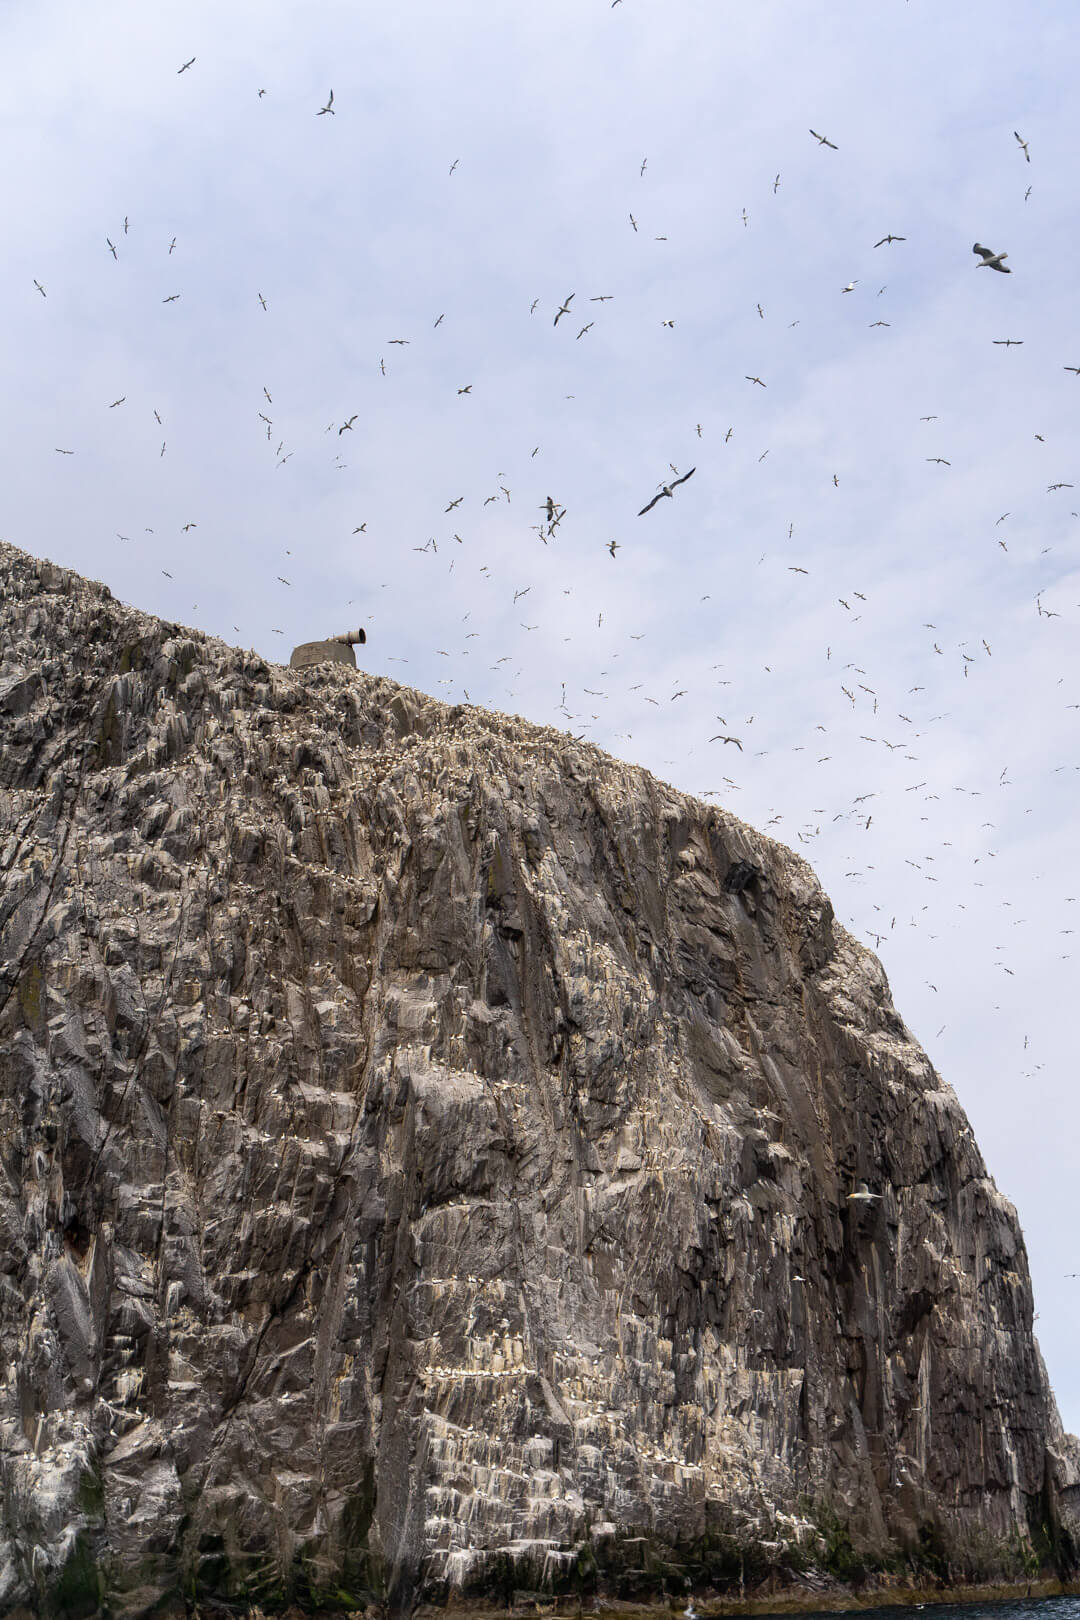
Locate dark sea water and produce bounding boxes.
[756,1600,1080,1620]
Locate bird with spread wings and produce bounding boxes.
[973,242,1011,273]
[638,466,695,515]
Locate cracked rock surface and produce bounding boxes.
[0,540,1077,1617]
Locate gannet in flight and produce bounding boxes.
[973,242,1010,273]
[638,466,695,515]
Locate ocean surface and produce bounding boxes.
[755,1601,1080,1620]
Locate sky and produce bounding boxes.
[3,0,1079,1430]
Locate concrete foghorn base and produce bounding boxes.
[289,637,358,669]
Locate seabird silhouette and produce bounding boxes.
[973,242,1010,273]
[638,467,695,515]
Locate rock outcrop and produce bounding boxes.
[0,540,1077,1617]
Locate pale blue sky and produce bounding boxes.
[3,0,1078,1427]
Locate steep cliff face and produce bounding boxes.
[0,541,1077,1618]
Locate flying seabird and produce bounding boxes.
[973,242,1010,273]
[318,90,335,115]
[873,234,906,247]
[847,1182,881,1204]
[809,129,838,149]
[1014,131,1030,162]
[553,293,575,326]
[178,57,195,73]
[638,466,695,516]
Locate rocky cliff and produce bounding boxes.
[0,540,1077,1619]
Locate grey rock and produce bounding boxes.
[0,540,1076,1616]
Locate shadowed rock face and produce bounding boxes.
[0,540,1077,1617]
